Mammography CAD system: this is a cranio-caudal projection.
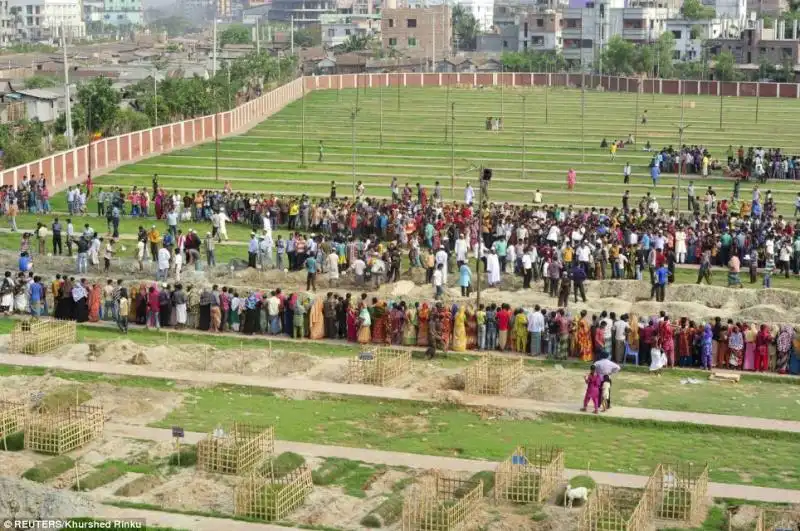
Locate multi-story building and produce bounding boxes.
[321,12,380,48]
[747,0,787,16]
[9,0,85,40]
[517,9,561,50]
[0,0,14,46]
[84,0,103,29]
[381,5,452,56]
[708,18,800,66]
[268,0,338,27]
[102,0,143,27]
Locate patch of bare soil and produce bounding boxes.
[383,415,430,436]
[365,469,415,496]
[75,436,154,466]
[292,485,384,529]
[526,366,585,403]
[114,474,164,497]
[85,383,184,425]
[139,470,237,514]
[729,504,762,530]
[618,388,650,406]
[0,451,40,479]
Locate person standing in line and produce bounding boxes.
[304,253,317,292]
[247,232,258,268]
[432,263,444,299]
[117,288,129,334]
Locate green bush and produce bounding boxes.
[167,445,197,467]
[454,471,495,498]
[74,465,125,491]
[22,456,75,482]
[0,431,25,451]
[40,386,92,413]
[360,494,403,528]
[267,452,305,478]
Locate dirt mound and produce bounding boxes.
[85,383,183,425]
[128,352,150,365]
[145,471,235,514]
[115,475,164,497]
[0,477,95,519]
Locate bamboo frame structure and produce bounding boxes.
[463,355,524,395]
[196,423,275,475]
[578,484,657,531]
[755,507,800,531]
[0,400,26,440]
[25,405,104,455]
[347,347,412,386]
[402,471,483,531]
[9,318,77,355]
[234,466,313,521]
[653,462,709,526]
[494,445,564,503]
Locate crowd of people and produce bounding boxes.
[3,271,800,378]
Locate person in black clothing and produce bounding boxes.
[51,217,62,255]
[571,263,587,302]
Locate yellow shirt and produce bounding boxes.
[148,230,160,243]
[119,297,129,317]
[563,248,574,263]
[610,144,617,154]
[289,204,299,216]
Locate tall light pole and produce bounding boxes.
[212,12,218,77]
[301,82,306,165]
[153,70,158,126]
[633,78,640,142]
[520,94,526,178]
[718,86,724,130]
[675,86,690,214]
[475,166,483,306]
[350,106,360,197]
[544,59,549,124]
[379,82,384,148]
[444,81,450,142]
[581,72,586,162]
[450,102,455,199]
[500,64,504,121]
[61,24,73,148]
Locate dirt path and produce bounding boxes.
[3,352,800,434]
[92,504,304,531]
[103,423,800,504]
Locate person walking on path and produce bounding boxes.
[581,365,602,414]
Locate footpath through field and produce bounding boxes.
[2,351,799,434]
[104,423,800,505]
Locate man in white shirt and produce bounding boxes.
[434,247,449,284]
[157,246,171,282]
[527,305,545,355]
[546,224,560,244]
[328,251,340,286]
[533,189,543,204]
[136,240,145,272]
[454,234,468,267]
[352,257,366,285]
[464,183,474,205]
[623,162,631,183]
[432,264,444,299]
[521,252,533,288]
[612,315,629,363]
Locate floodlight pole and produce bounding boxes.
[634,78,640,142]
[301,82,306,166]
[500,64,504,120]
[397,74,401,112]
[350,107,359,197]
[444,81,450,142]
[581,72,586,163]
[676,88,690,215]
[450,102,455,199]
[544,60,549,124]
[521,94,526,178]
[475,165,483,306]
[379,83,384,148]
[755,82,760,124]
[718,87,723,130]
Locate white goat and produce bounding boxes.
[564,484,589,509]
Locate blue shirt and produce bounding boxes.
[656,266,669,285]
[29,282,42,302]
[459,264,472,287]
[18,256,29,272]
[305,257,317,273]
[248,238,258,253]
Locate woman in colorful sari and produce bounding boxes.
[659,317,675,368]
[439,305,452,351]
[87,283,101,322]
[390,302,406,345]
[346,305,358,342]
[417,303,430,347]
[776,325,794,374]
[677,318,692,367]
[465,306,478,350]
[357,304,371,344]
[742,323,757,370]
[789,328,800,375]
[727,325,744,369]
[309,295,325,340]
[452,305,467,352]
[371,301,389,344]
[513,309,528,353]
[135,283,148,325]
[627,315,640,365]
[755,324,771,372]
[576,311,593,362]
[402,303,418,346]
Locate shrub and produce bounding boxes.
[22,456,75,482]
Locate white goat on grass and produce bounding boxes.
[564,483,589,509]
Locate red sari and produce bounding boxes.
[371,304,389,344]
[439,308,452,350]
[466,309,478,350]
[88,284,101,322]
[417,304,430,347]
[346,308,357,342]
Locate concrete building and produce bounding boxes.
[84,0,104,28]
[518,9,560,50]
[268,0,338,27]
[0,0,14,46]
[708,18,800,67]
[11,86,72,123]
[477,23,518,51]
[381,5,452,57]
[242,5,270,24]
[748,0,787,16]
[9,0,86,40]
[102,0,143,27]
[320,12,380,48]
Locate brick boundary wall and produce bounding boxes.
[4,73,798,191]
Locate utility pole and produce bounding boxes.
[500,64,504,120]
[256,18,260,54]
[450,102,455,199]
[61,24,73,148]
[521,94,526,178]
[301,82,305,165]
[215,88,220,181]
[676,90,690,215]
[581,71,585,162]
[153,70,158,126]
[444,82,449,142]
[475,166,483,306]
[718,86,723,130]
[633,78,640,142]
[212,13,218,77]
[544,60,549,124]
[379,83,383,148]
[431,10,436,73]
[397,74,400,112]
[755,82,760,124]
[350,106,359,197]
[290,15,294,55]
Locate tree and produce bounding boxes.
[601,35,637,75]
[293,29,315,47]
[713,50,738,81]
[452,5,479,51]
[77,77,121,134]
[112,108,151,134]
[762,15,775,29]
[24,75,57,89]
[653,31,676,78]
[219,24,251,46]
[682,0,716,19]
[340,34,373,52]
[501,50,567,72]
